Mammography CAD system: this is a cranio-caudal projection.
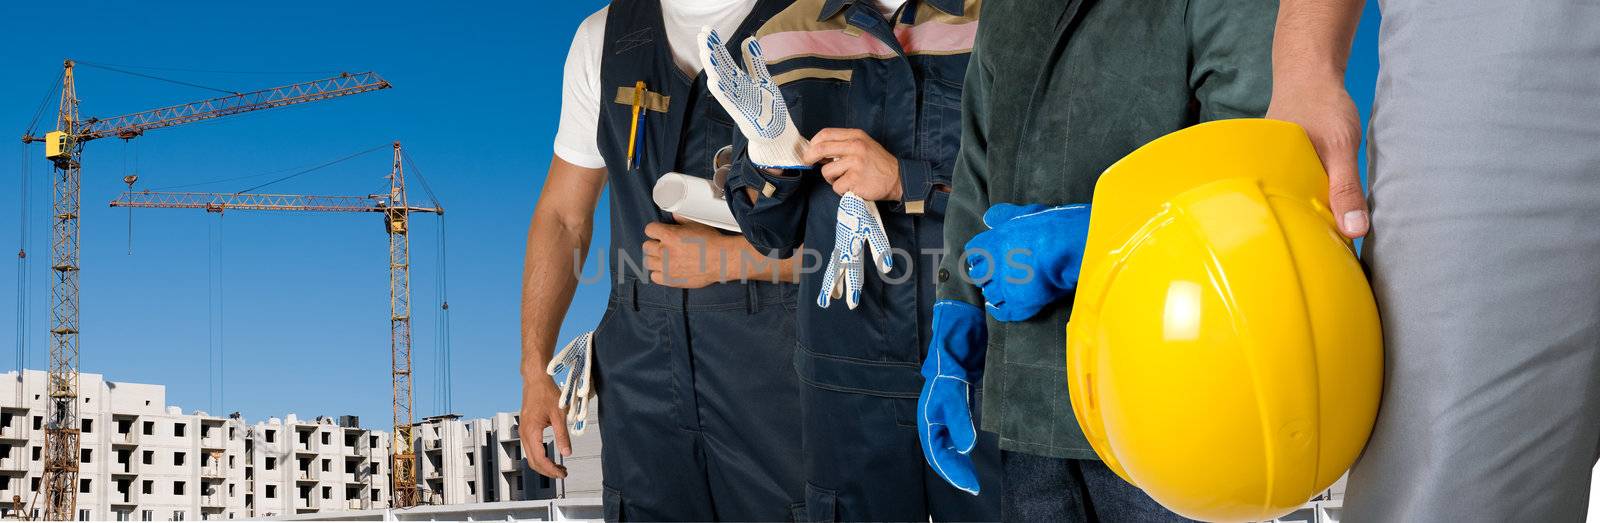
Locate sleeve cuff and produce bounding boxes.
[898,159,937,214]
[729,160,807,203]
[936,231,985,307]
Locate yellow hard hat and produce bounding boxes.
[1065,119,1382,522]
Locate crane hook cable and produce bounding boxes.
[434,216,452,414]
[15,143,33,379]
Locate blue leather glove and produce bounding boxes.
[964,203,1092,322]
[918,300,987,495]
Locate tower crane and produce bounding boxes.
[108,142,437,508]
[18,60,389,520]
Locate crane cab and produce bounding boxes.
[44,131,70,160]
[386,213,408,234]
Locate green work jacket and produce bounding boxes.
[937,0,1277,459]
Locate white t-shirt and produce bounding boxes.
[553,1,758,170]
[872,0,907,18]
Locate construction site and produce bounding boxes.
[3,57,604,520]
[0,369,602,521]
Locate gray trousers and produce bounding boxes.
[1349,2,1600,521]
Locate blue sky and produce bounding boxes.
[0,1,1380,426]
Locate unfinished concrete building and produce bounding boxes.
[414,411,601,506]
[244,414,390,518]
[0,370,603,520]
[0,370,250,521]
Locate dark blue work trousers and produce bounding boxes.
[800,384,1002,522]
[594,279,804,521]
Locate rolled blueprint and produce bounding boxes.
[652,172,742,232]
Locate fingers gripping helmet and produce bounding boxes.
[1065,119,1382,522]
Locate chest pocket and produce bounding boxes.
[779,76,853,135]
[694,99,739,178]
[919,78,964,164]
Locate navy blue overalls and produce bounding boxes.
[592,1,804,520]
[723,0,1000,520]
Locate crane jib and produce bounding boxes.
[108,191,442,215]
[79,71,391,142]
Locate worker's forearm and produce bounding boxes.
[765,253,800,284]
[520,209,593,380]
[723,236,800,284]
[1272,0,1365,82]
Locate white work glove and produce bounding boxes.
[698,26,811,170]
[546,332,595,436]
[818,192,893,310]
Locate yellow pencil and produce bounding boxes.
[626,81,645,168]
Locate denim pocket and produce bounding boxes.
[803,483,839,522]
[602,484,625,521]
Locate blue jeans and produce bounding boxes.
[1001,451,1193,523]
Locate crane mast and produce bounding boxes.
[385,144,420,508]
[20,60,390,520]
[39,60,82,523]
[108,142,436,508]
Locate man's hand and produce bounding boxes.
[1268,77,1367,238]
[519,156,605,480]
[919,300,989,495]
[803,128,902,201]
[644,218,737,288]
[1268,0,1369,238]
[700,28,811,169]
[965,203,1091,322]
[518,376,571,479]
